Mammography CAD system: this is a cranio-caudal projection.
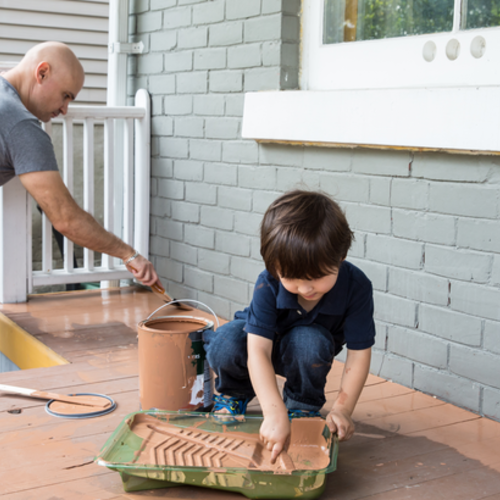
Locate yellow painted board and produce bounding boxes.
[0,312,68,369]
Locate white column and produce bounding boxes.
[0,178,29,303]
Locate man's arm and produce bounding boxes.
[19,170,158,286]
[247,333,290,463]
[327,347,371,440]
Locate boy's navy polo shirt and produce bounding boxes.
[234,261,375,351]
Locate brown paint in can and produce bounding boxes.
[137,315,214,411]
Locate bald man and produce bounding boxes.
[0,42,159,287]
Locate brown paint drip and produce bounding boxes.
[128,414,330,472]
[138,316,212,411]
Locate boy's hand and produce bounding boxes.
[326,408,355,441]
[260,410,291,463]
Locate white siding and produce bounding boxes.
[0,0,109,104]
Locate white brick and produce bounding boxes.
[219,186,252,211]
[185,224,215,249]
[205,118,240,140]
[348,258,387,292]
[190,139,222,161]
[171,241,197,265]
[157,219,183,241]
[260,144,306,167]
[226,0,261,20]
[173,160,203,182]
[157,178,184,200]
[164,50,193,73]
[226,94,245,117]
[137,10,163,32]
[177,71,207,93]
[373,291,417,328]
[239,165,276,189]
[199,248,230,274]
[174,117,204,138]
[413,365,480,411]
[484,321,500,355]
[348,232,365,258]
[194,47,226,70]
[391,179,429,210]
[152,158,173,178]
[389,267,448,306]
[228,43,261,68]
[344,204,392,234]
[419,304,482,346]
[371,352,413,387]
[457,219,500,253]
[392,210,456,246]
[193,95,224,116]
[223,141,259,164]
[178,26,208,48]
[164,95,192,115]
[412,153,493,182]
[185,266,213,293]
[163,6,192,29]
[149,74,175,94]
[209,70,243,92]
[209,21,243,46]
[137,53,163,74]
[366,234,423,269]
[215,231,250,256]
[156,257,183,283]
[201,206,233,230]
[244,14,281,42]
[373,321,387,350]
[150,197,171,218]
[204,163,237,186]
[262,41,280,66]
[235,211,262,236]
[197,291,231,321]
[319,173,370,203]
[451,281,500,321]
[491,255,500,286]
[425,244,491,283]
[387,325,448,368]
[303,148,352,172]
[352,150,411,177]
[231,256,263,282]
[159,137,189,158]
[483,387,500,421]
[244,67,280,91]
[186,182,217,205]
[150,235,170,258]
[430,183,498,218]
[449,345,500,387]
[370,177,391,206]
[150,31,177,51]
[276,167,319,191]
[171,201,200,223]
[193,1,225,24]
[214,275,249,303]
[253,190,281,214]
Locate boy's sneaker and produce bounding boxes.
[288,409,322,420]
[212,394,250,418]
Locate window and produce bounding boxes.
[242,0,500,153]
[302,0,500,90]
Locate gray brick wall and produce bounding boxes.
[129,0,500,422]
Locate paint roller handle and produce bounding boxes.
[146,299,221,329]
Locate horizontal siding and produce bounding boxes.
[0,0,109,104]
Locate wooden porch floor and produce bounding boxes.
[0,286,499,500]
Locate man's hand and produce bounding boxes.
[326,408,355,441]
[259,409,291,464]
[125,254,158,287]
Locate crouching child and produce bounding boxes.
[204,190,375,462]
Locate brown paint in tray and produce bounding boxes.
[96,411,338,498]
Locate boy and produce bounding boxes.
[204,190,375,462]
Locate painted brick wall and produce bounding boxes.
[129,0,500,422]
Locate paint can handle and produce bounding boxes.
[145,300,220,328]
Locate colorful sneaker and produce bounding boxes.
[288,409,322,420]
[213,394,250,417]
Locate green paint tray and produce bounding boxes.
[95,410,338,499]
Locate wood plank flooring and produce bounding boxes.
[0,286,499,500]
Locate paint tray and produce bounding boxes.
[95,410,339,499]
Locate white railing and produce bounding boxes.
[0,89,151,303]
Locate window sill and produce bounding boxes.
[242,88,500,155]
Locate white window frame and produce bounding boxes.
[242,0,500,154]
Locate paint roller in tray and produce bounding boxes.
[0,384,116,419]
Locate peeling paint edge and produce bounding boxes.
[0,312,69,369]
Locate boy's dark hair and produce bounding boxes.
[260,190,354,280]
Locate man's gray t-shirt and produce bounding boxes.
[0,76,58,186]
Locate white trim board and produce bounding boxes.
[242,88,500,154]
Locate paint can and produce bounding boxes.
[137,300,218,412]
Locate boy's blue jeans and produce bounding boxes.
[203,320,337,412]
